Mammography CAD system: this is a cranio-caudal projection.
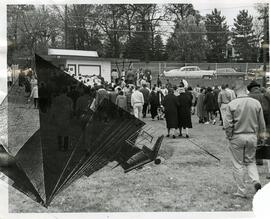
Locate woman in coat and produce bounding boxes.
[149,87,159,120]
[196,88,206,123]
[162,88,178,138]
[116,91,127,111]
[156,88,164,120]
[203,87,216,124]
[177,87,192,138]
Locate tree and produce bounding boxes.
[7,5,63,63]
[255,3,269,64]
[165,4,198,21]
[205,8,230,62]
[93,5,126,58]
[123,4,166,61]
[232,10,258,62]
[153,34,165,60]
[50,5,103,53]
[166,15,208,62]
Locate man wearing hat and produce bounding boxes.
[139,83,150,118]
[248,81,263,99]
[224,79,266,198]
[248,81,265,166]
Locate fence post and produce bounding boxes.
[246,63,248,74]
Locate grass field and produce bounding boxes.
[7,115,270,213]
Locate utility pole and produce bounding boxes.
[258,5,269,87]
[258,6,269,72]
[262,6,268,72]
[64,4,68,49]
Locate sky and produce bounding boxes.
[193,1,261,26]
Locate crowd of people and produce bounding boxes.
[12,66,270,199]
[95,76,270,199]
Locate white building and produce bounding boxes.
[45,48,112,83]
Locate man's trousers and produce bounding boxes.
[229,133,260,195]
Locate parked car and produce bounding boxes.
[214,68,246,77]
[248,65,269,79]
[163,66,215,78]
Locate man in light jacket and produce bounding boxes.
[224,79,266,198]
[131,86,144,119]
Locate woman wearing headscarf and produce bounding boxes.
[162,88,179,138]
[177,86,192,138]
[156,87,165,120]
[196,88,206,123]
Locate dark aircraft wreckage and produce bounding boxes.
[0,55,164,207]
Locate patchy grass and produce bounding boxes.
[7,116,270,212]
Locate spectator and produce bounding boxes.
[111,69,118,84]
[95,85,109,109]
[38,82,51,113]
[248,80,267,166]
[126,86,134,113]
[177,86,192,138]
[163,88,179,138]
[51,87,73,152]
[131,86,144,119]
[197,88,206,123]
[30,75,38,91]
[157,75,162,87]
[213,86,221,121]
[29,84,39,108]
[218,84,233,127]
[149,86,159,120]
[166,79,172,89]
[116,91,127,111]
[140,83,150,118]
[7,67,12,87]
[24,75,31,96]
[204,87,216,125]
[226,84,236,100]
[18,70,25,87]
[76,87,93,118]
[109,86,119,104]
[160,84,168,97]
[224,79,266,198]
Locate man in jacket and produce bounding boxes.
[224,79,266,198]
[131,86,144,119]
[248,80,267,166]
[139,83,150,118]
[218,84,233,127]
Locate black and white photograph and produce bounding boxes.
[0,0,270,217]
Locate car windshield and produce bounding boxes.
[226,68,236,73]
[216,68,236,73]
[186,67,196,71]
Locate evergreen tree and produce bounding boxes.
[165,15,208,62]
[205,9,230,62]
[153,34,165,60]
[232,10,258,62]
[124,21,152,61]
